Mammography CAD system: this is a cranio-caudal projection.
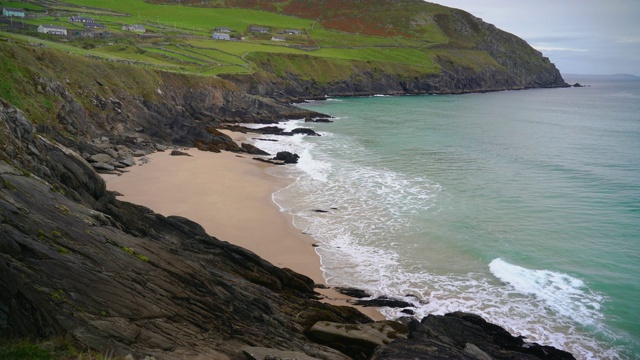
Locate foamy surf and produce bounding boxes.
[489,258,604,326]
[247,114,632,359]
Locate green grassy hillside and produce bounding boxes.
[0,0,453,77]
[0,0,565,101]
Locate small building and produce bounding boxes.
[215,27,232,33]
[271,35,285,42]
[84,21,105,30]
[70,29,92,37]
[283,29,302,35]
[248,25,269,34]
[38,24,67,35]
[2,7,26,18]
[122,24,145,33]
[68,16,94,23]
[212,32,230,41]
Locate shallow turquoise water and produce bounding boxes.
[252,77,640,359]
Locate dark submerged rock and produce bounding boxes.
[353,296,413,308]
[291,128,320,136]
[335,287,372,299]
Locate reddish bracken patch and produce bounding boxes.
[283,1,323,19]
[258,2,277,11]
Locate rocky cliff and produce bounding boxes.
[0,38,577,359]
[219,4,566,99]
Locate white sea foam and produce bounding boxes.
[489,258,604,326]
[251,119,624,360]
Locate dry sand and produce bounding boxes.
[102,132,384,320]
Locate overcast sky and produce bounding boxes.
[432,0,640,75]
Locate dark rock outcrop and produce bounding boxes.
[353,296,413,309]
[274,151,300,164]
[0,38,575,359]
[371,312,575,360]
[308,320,409,359]
[224,124,321,137]
[0,100,372,359]
[241,142,270,155]
[336,287,373,299]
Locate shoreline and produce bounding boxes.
[102,131,384,321]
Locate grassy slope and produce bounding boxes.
[0,0,460,80]
[0,38,231,125]
[0,0,541,91]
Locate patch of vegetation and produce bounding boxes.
[55,204,71,215]
[135,254,149,262]
[1,178,16,191]
[122,246,149,262]
[50,183,66,195]
[49,289,66,302]
[0,335,121,360]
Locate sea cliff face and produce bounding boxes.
[0,36,576,359]
[221,8,566,99]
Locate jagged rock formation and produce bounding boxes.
[217,2,566,99]
[0,99,369,359]
[0,25,575,358]
[372,312,575,359]
[0,99,577,359]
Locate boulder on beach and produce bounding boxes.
[170,150,192,156]
[274,151,300,164]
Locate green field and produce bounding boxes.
[0,0,458,78]
[0,1,45,11]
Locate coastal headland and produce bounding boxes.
[0,0,577,358]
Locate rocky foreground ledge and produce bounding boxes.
[0,98,577,359]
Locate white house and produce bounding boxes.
[38,24,67,35]
[271,35,285,42]
[212,32,230,40]
[215,27,232,33]
[284,29,303,35]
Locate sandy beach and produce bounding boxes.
[102,131,384,320]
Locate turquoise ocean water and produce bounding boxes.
[248,76,640,359]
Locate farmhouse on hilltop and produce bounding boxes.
[2,7,25,18]
[122,24,146,33]
[284,29,303,35]
[212,32,230,40]
[215,27,232,33]
[38,24,67,35]
[271,35,285,42]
